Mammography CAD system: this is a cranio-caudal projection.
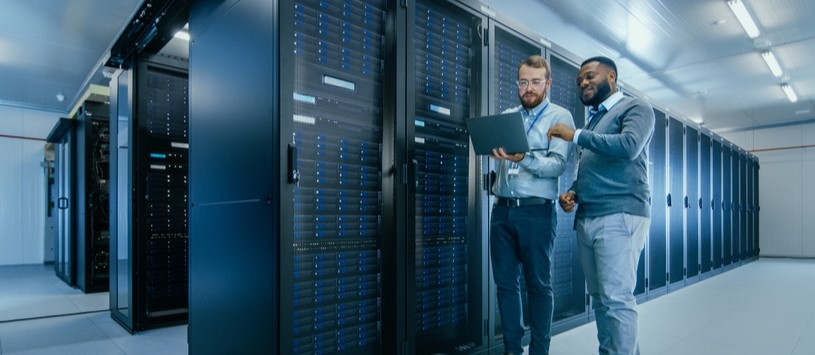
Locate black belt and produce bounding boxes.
[495,197,552,207]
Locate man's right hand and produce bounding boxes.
[559,191,577,213]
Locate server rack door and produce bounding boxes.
[548,53,588,322]
[648,110,667,293]
[54,124,76,287]
[711,140,723,270]
[740,152,748,261]
[746,154,754,259]
[699,133,712,274]
[722,146,732,266]
[667,117,684,286]
[408,0,484,352]
[133,55,189,330]
[753,158,760,257]
[188,0,279,351]
[109,67,134,331]
[281,0,390,353]
[488,24,542,344]
[731,152,741,264]
[685,126,699,279]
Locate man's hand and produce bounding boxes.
[547,123,576,142]
[559,191,577,213]
[490,147,525,162]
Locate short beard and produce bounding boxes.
[520,91,545,109]
[581,80,612,107]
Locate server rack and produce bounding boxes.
[75,100,111,293]
[407,1,486,352]
[722,145,733,267]
[109,53,189,332]
[732,151,741,264]
[699,133,712,275]
[711,138,723,271]
[739,151,749,261]
[648,109,667,296]
[751,156,761,258]
[667,116,684,288]
[486,23,543,346]
[685,126,699,281]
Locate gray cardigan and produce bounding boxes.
[569,96,655,219]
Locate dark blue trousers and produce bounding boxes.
[490,203,556,355]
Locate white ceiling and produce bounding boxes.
[1,0,814,133]
[0,0,142,114]
[485,0,815,132]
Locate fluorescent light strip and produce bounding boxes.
[727,0,760,38]
[781,84,798,103]
[761,51,783,77]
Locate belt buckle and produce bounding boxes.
[512,198,521,207]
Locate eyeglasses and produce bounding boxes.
[516,79,545,89]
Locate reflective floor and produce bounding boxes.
[2,259,814,354]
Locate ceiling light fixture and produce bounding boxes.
[56,92,65,102]
[174,30,190,41]
[727,0,760,39]
[781,84,798,103]
[761,51,783,77]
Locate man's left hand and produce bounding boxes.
[490,147,525,162]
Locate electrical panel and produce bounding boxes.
[289,0,385,353]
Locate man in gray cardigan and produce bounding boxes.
[547,56,655,355]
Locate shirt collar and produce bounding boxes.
[596,91,624,112]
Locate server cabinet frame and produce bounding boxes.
[647,109,668,298]
[711,137,723,273]
[405,0,487,352]
[722,143,733,269]
[667,116,684,290]
[47,118,77,287]
[685,125,700,283]
[699,132,713,277]
[110,54,190,333]
[75,100,111,293]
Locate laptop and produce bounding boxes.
[465,111,530,155]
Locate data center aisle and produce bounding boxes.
[549,258,815,355]
[2,259,814,354]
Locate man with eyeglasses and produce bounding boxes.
[490,55,575,355]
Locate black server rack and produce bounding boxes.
[109,53,189,332]
[667,117,684,286]
[711,139,723,270]
[283,0,389,353]
[746,153,754,258]
[699,133,712,274]
[75,100,111,293]
[489,25,542,337]
[752,158,760,257]
[685,126,699,280]
[732,152,741,264]
[408,1,484,352]
[648,109,667,294]
[722,145,732,266]
[548,54,587,324]
[740,152,748,261]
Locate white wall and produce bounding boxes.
[0,105,62,265]
[721,122,815,258]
